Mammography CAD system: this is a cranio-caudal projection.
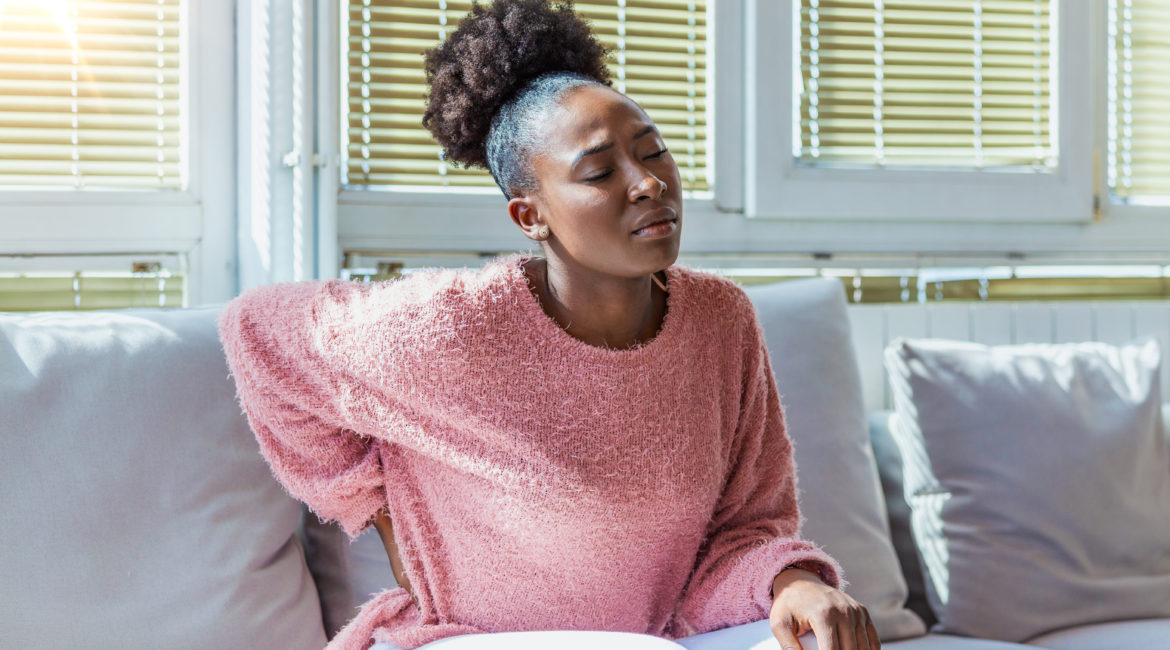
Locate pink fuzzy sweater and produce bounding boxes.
[217,252,843,650]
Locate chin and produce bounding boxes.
[651,245,681,270]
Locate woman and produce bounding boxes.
[218,1,879,649]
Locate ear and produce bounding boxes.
[507,196,544,241]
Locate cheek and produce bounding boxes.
[562,185,624,214]
[544,186,620,235]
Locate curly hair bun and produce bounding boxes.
[422,0,613,169]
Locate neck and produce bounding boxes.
[525,257,668,350]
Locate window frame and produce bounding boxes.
[0,0,237,305]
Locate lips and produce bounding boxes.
[630,207,678,234]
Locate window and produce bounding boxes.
[745,0,1094,222]
[0,0,183,190]
[0,0,236,306]
[795,0,1053,170]
[1108,0,1170,203]
[342,0,710,193]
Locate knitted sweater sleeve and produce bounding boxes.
[666,294,845,638]
[217,280,387,540]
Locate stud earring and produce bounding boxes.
[537,224,550,239]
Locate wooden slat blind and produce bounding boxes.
[797,0,1054,169]
[1108,0,1170,200]
[344,0,709,191]
[0,0,183,189]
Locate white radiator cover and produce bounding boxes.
[845,301,1170,412]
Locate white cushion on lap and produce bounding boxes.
[0,307,327,650]
[744,277,926,641]
[884,336,1170,643]
[423,630,682,649]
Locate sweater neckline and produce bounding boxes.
[504,253,683,360]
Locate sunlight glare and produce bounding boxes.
[0,0,79,49]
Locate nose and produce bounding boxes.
[629,168,667,202]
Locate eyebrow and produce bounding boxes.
[571,124,658,168]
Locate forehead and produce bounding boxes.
[541,85,654,151]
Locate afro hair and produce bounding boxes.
[421,0,614,196]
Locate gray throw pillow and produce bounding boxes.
[0,306,327,649]
[745,277,926,641]
[884,335,1170,643]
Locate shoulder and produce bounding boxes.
[218,262,503,359]
[672,265,759,333]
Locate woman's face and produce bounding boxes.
[510,84,684,279]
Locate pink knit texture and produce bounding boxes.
[217,253,844,650]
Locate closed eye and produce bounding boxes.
[585,150,669,182]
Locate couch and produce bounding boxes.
[2,273,1168,649]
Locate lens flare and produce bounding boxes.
[0,0,79,49]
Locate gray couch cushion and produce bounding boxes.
[0,306,327,650]
[882,635,1036,650]
[868,410,937,630]
[884,336,1170,643]
[1025,618,1170,649]
[744,277,925,641]
[301,503,362,638]
[303,515,402,638]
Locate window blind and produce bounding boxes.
[344,0,708,192]
[796,0,1053,169]
[0,0,183,189]
[0,270,184,311]
[1108,0,1170,200]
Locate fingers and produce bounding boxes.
[810,614,837,650]
[770,614,805,650]
[853,612,869,650]
[837,612,858,650]
[772,582,879,650]
[851,605,880,650]
[823,604,873,650]
[865,608,881,649]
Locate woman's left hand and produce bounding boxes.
[768,568,880,650]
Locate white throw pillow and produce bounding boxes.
[884,336,1170,643]
[745,277,926,641]
[0,306,327,649]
